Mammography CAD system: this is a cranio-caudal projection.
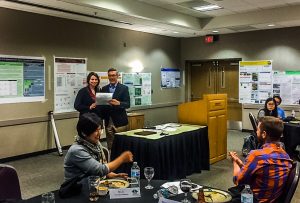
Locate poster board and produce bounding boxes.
[122,73,151,106]
[95,71,122,88]
[54,57,87,113]
[161,68,181,88]
[0,54,45,104]
[239,60,272,104]
[273,71,300,105]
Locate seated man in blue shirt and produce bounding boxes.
[273,95,285,119]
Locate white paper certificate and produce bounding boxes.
[96,93,113,105]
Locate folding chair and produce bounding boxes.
[101,145,111,162]
[0,164,22,200]
[249,112,258,136]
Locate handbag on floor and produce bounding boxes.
[58,175,84,198]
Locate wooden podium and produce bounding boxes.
[178,94,227,164]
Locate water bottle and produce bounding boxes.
[291,110,296,118]
[241,185,253,203]
[131,162,140,187]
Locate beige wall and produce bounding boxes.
[181,27,300,130]
[2,7,300,159]
[0,8,183,159]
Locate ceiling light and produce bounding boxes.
[193,4,222,12]
[267,24,275,27]
[173,31,179,34]
[212,30,219,33]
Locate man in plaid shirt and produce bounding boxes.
[229,116,293,203]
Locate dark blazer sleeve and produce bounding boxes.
[101,84,130,109]
[100,84,130,127]
[118,85,130,109]
[74,87,94,115]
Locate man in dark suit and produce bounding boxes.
[101,68,130,150]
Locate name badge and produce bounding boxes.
[109,187,141,199]
[158,197,181,203]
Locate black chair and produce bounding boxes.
[0,164,22,200]
[278,161,300,203]
[249,112,258,134]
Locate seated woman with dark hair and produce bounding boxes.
[64,113,133,181]
[257,97,278,119]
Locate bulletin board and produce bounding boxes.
[54,57,87,113]
[273,71,300,105]
[0,54,45,104]
[239,60,300,105]
[161,68,181,88]
[122,73,151,106]
[239,60,272,104]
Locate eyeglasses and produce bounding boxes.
[108,74,117,77]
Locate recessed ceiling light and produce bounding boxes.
[267,24,275,27]
[193,4,222,12]
[212,30,219,33]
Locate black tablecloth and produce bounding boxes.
[111,127,209,180]
[283,123,300,158]
[20,179,239,203]
[20,180,192,203]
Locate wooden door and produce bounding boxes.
[189,59,242,122]
[217,61,241,121]
[190,62,216,101]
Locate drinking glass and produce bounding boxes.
[88,176,100,202]
[144,167,155,189]
[41,192,55,203]
[180,179,192,203]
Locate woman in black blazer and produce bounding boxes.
[74,72,102,118]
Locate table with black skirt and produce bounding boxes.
[283,123,300,158]
[20,180,188,203]
[20,179,238,203]
[111,124,209,180]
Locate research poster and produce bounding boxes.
[161,68,181,88]
[54,57,87,113]
[0,55,45,104]
[95,71,122,88]
[239,60,272,104]
[274,71,300,105]
[122,73,151,106]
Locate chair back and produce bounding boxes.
[102,146,111,162]
[0,164,22,200]
[279,161,300,203]
[249,112,258,133]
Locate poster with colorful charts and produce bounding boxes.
[0,54,45,104]
[122,73,151,107]
[239,60,273,104]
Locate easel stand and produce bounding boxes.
[48,111,63,156]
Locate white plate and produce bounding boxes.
[192,188,232,203]
[98,179,129,188]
